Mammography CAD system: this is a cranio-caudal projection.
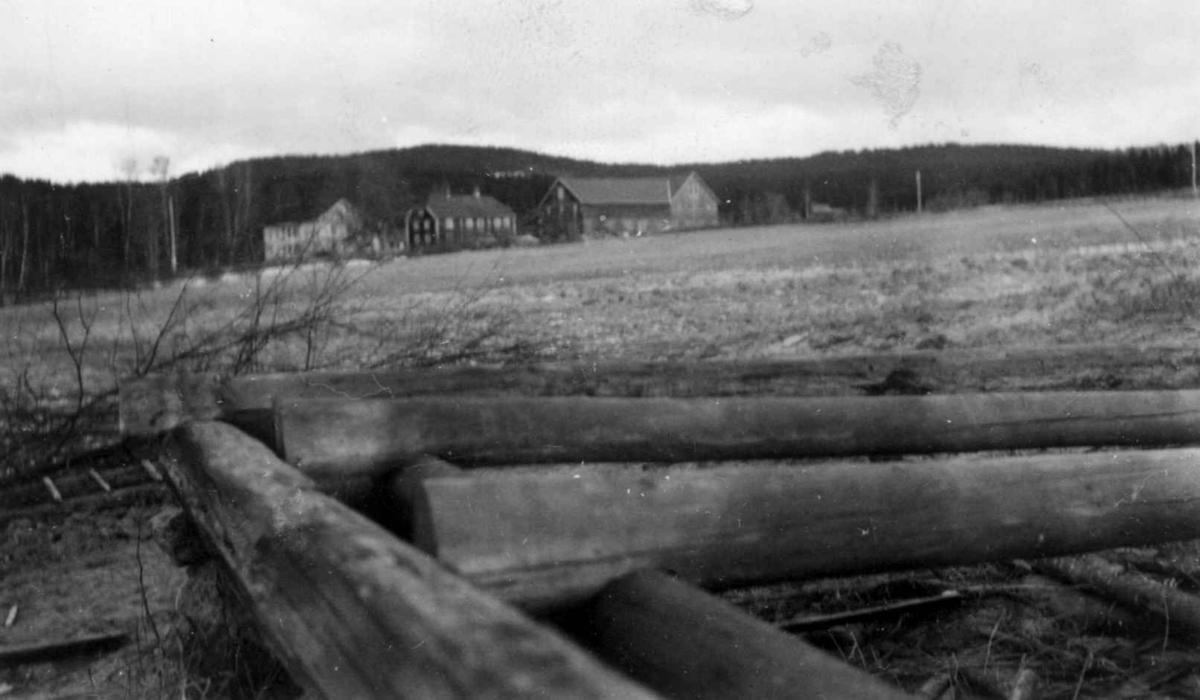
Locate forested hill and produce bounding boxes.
[0,141,1194,297]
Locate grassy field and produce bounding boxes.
[4,194,1200,397]
[350,194,1200,362]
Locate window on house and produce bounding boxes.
[465,218,474,231]
[445,217,455,230]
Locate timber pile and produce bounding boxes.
[121,349,1200,699]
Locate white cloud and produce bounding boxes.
[0,122,178,183]
[0,0,1197,182]
[0,121,269,182]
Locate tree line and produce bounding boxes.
[0,141,1194,302]
[705,143,1198,225]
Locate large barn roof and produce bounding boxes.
[557,177,673,205]
[554,172,705,206]
[423,192,515,219]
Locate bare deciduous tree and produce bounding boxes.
[118,157,139,283]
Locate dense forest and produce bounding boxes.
[0,141,1195,300]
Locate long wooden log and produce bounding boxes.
[390,456,463,541]
[278,391,1200,473]
[411,450,1200,609]
[1034,554,1200,640]
[118,344,1200,436]
[164,421,658,700]
[559,570,912,700]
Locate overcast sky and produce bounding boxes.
[2,0,1197,183]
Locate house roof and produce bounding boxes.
[422,192,515,219]
[317,198,365,229]
[265,198,367,232]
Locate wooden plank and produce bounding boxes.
[412,450,1200,609]
[776,592,965,633]
[559,570,912,700]
[117,344,1200,435]
[0,631,128,665]
[165,421,658,700]
[88,468,112,492]
[277,391,1200,474]
[0,483,165,530]
[140,458,163,482]
[0,463,148,512]
[41,476,62,503]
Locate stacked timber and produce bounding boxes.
[123,348,1200,699]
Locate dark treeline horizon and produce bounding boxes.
[0,140,1195,302]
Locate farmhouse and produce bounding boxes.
[537,171,719,240]
[262,199,372,263]
[404,188,518,252]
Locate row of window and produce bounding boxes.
[414,216,514,232]
[270,243,307,259]
[266,226,338,244]
[445,216,513,231]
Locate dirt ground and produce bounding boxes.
[5,197,1200,698]
[1,497,186,699]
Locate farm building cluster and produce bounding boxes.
[261,171,721,263]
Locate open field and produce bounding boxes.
[4,195,1199,393]
[4,194,1200,698]
[352,195,1200,362]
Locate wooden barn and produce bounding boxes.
[262,199,373,264]
[404,188,518,252]
[536,171,719,240]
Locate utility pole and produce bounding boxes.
[168,193,178,275]
[915,170,923,214]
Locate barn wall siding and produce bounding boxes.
[581,204,672,236]
[670,176,720,230]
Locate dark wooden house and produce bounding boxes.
[536,172,720,240]
[404,188,517,252]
